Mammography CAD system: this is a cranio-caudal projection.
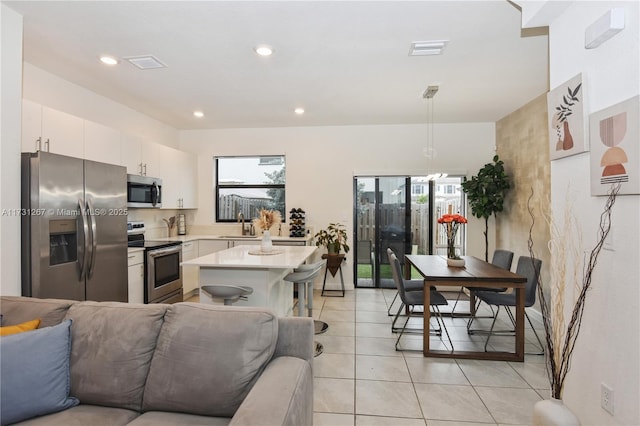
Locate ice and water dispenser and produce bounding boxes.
[49,219,78,265]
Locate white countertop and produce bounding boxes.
[166,234,313,243]
[182,245,317,269]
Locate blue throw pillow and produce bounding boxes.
[0,319,79,425]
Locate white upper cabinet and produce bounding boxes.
[121,133,143,175]
[21,99,43,153]
[84,120,122,165]
[21,100,84,158]
[121,134,163,177]
[160,146,198,209]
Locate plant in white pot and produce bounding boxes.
[527,183,620,425]
[253,209,281,253]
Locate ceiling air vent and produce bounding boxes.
[125,55,167,70]
[409,40,448,56]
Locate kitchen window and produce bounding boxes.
[215,155,286,222]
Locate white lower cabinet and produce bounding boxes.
[198,240,230,255]
[127,251,144,304]
[181,241,199,296]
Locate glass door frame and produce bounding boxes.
[353,176,412,288]
[354,175,467,288]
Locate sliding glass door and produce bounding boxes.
[354,175,465,288]
[354,176,411,288]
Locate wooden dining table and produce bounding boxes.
[404,255,527,362]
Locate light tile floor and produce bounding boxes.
[312,288,549,426]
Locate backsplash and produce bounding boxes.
[127,209,198,239]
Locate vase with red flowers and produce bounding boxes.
[437,213,467,266]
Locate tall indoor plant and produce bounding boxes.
[461,155,510,261]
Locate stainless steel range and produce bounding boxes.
[128,221,183,304]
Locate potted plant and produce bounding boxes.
[461,155,510,262]
[314,222,350,254]
[314,223,350,276]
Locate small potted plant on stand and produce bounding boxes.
[314,222,350,276]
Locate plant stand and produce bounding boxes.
[321,254,345,297]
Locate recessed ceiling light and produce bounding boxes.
[99,55,119,65]
[254,45,274,56]
[193,111,204,118]
[409,40,449,56]
[294,108,305,115]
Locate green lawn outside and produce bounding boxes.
[357,264,422,279]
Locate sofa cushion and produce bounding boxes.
[143,303,278,417]
[10,405,140,426]
[0,318,41,336]
[0,296,74,328]
[128,411,231,426]
[0,320,79,426]
[65,301,168,412]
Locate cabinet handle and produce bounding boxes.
[44,139,50,152]
[143,163,147,176]
[36,137,41,151]
[138,163,143,175]
[128,255,136,259]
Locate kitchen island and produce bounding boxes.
[181,244,317,316]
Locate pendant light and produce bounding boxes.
[422,85,447,181]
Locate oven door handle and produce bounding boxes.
[148,245,181,258]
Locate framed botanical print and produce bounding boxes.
[590,95,639,196]
[547,73,587,160]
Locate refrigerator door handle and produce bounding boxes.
[78,199,90,281]
[86,200,98,279]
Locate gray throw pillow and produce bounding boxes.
[0,319,79,425]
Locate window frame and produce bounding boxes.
[214,155,286,223]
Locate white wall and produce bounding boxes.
[0,5,23,296]
[180,122,496,288]
[548,2,639,424]
[22,63,180,149]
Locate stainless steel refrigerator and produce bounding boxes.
[21,151,128,302]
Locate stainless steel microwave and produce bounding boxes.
[127,174,162,208]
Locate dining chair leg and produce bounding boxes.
[500,307,544,355]
[387,291,400,316]
[483,306,501,352]
[395,305,413,350]
[433,306,454,351]
[449,287,465,315]
[525,311,545,355]
[391,301,406,332]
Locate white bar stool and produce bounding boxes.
[284,260,327,356]
[200,285,253,306]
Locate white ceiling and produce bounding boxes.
[5,1,549,130]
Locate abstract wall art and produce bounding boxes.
[547,73,587,160]
[590,95,639,196]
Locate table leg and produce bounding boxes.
[515,285,525,361]
[469,290,477,316]
[423,279,431,356]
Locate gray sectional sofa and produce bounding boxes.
[0,296,314,426]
